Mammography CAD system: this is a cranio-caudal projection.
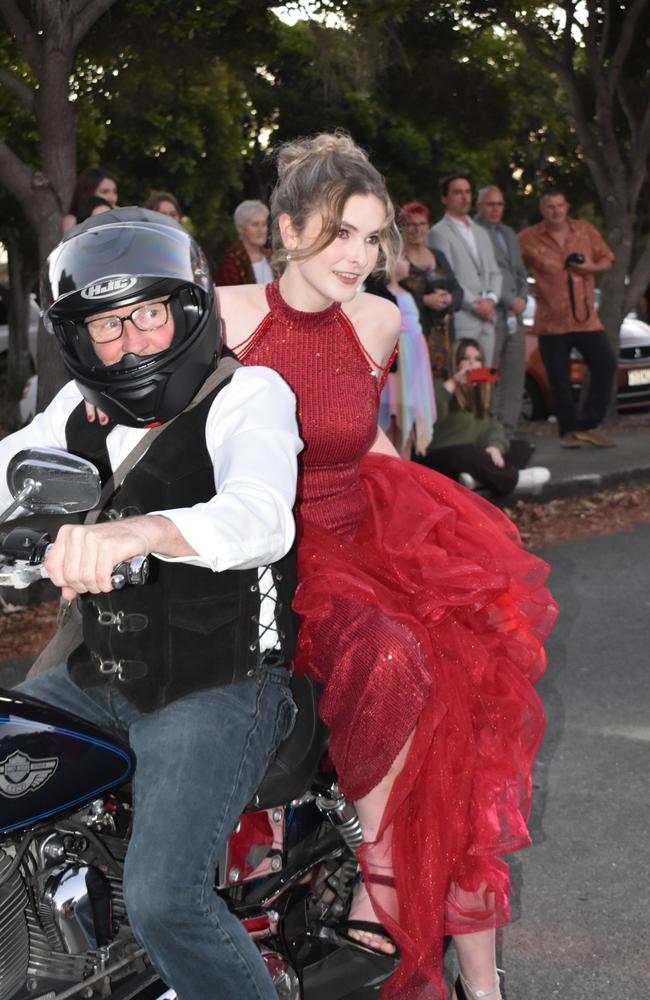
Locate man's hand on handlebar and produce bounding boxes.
[45,515,191,600]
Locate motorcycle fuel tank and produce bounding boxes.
[0,688,134,834]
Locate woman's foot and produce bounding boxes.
[452,969,504,999]
[344,872,397,955]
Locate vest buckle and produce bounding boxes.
[91,653,148,682]
[92,654,124,676]
[97,610,122,627]
[95,609,148,633]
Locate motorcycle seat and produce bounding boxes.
[246,674,328,811]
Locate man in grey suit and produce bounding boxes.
[428,173,501,364]
[475,185,529,437]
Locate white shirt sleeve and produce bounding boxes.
[149,365,301,572]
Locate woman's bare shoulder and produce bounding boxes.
[343,291,400,360]
[215,283,269,349]
[346,290,401,331]
[215,282,265,310]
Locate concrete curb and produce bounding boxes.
[505,423,650,505]
[506,463,650,505]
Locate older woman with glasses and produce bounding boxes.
[399,201,462,378]
[215,199,274,286]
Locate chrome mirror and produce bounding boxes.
[2,448,101,525]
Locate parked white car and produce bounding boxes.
[521,294,650,420]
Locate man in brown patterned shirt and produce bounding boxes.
[519,190,617,447]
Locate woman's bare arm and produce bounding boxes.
[370,426,399,457]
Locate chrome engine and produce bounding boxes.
[0,799,143,1000]
[0,851,29,999]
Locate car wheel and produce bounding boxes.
[521,374,547,421]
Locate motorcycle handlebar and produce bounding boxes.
[109,555,150,589]
[0,527,150,590]
[41,545,150,590]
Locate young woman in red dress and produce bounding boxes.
[213,134,557,1000]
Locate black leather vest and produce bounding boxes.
[64,379,297,713]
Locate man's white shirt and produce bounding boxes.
[447,214,480,262]
[0,366,302,649]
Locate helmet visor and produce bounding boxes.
[42,219,211,327]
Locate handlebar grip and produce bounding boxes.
[0,539,150,591]
[111,556,150,590]
[0,527,51,562]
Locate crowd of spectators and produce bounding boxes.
[59,162,620,498]
[383,173,617,497]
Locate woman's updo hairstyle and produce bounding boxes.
[270,132,401,276]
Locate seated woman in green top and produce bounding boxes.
[420,338,550,496]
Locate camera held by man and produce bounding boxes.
[564,252,586,268]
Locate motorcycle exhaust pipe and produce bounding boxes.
[315,785,364,852]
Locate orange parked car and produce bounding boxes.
[521,295,650,420]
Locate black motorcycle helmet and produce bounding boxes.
[41,207,221,427]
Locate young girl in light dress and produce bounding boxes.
[369,257,437,459]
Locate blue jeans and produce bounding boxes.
[18,665,296,1000]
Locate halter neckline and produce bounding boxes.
[265,279,342,327]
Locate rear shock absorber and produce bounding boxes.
[315,784,364,853]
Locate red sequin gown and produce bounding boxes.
[242,281,557,999]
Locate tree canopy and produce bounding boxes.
[0,0,648,413]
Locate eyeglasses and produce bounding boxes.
[482,201,504,207]
[84,299,171,344]
[402,221,428,230]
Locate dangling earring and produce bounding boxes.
[286,252,292,261]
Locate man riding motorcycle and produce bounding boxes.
[0,208,302,999]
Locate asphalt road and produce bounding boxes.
[501,524,650,999]
[2,526,649,999]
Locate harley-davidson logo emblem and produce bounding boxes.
[0,750,58,797]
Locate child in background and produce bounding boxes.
[368,258,436,459]
[420,338,550,495]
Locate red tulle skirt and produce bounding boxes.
[292,455,558,999]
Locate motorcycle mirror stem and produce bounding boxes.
[1,447,102,525]
[0,476,40,526]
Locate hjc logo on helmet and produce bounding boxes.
[80,276,138,300]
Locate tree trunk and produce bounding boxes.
[5,240,33,407]
[0,1,119,410]
[35,208,70,410]
[599,250,632,349]
[595,203,635,419]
